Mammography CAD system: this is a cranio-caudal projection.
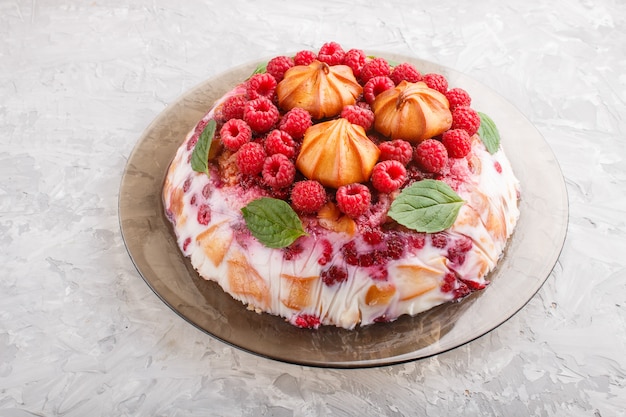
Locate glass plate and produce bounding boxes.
[119,53,568,368]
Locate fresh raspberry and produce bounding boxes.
[321,265,348,286]
[182,237,192,252]
[441,272,457,293]
[415,139,448,174]
[197,204,211,225]
[371,160,407,193]
[451,106,481,136]
[447,235,473,265]
[318,239,333,265]
[219,118,252,151]
[236,142,266,175]
[294,50,317,66]
[407,233,426,251]
[423,73,448,94]
[335,183,371,218]
[341,241,359,266]
[390,62,422,85]
[445,87,471,109]
[363,76,395,104]
[340,104,375,130]
[343,48,367,78]
[279,107,312,139]
[378,139,413,166]
[358,250,385,267]
[317,41,345,65]
[290,180,327,213]
[362,226,383,245]
[494,161,502,173]
[453,281,471,299]
[430,232,448,249]
[384,233,405,260]
[266,55,294,82]
[360,57,391,83]
[262,153,296,189]
[246,73,277,101]
[243,97,280,133]
[219,95,247,121]
[283,241,304,260]
[459,277,487,291]
[264,129,297,159]
[293,314,321,329]
[441,129,471,158]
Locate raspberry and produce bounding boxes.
[447,235,473,265]
[283,241,305,260]
[317,41,345,65]
[363,76,395,104]
[423,73,448,94]
[441,129,471,158]
[243,97,280,133]
[494,161,502,173]
[279,107,312,139]
[360,57,391,83]
[445,88,471,109]
[264,129,297,159]
[371,160,407,193]
[343,48,367,77]
[236,142,266,175]
[266,55,294,82]
[182,237,191,252]
[197,204,211,225]
[407,233,426,251]
[340,104,375,130]
[219,118,252,151]
[384,233,405,260]
[441,272,457,293]
[451,106,481,136]
[262,153,296,189]
[336,183,371,218]
[341,241,359,266]
[362,226,383,245]
[294,50,317,66]
[246,73,277,101]
[290,180,327,213]
[318,239,333,265]
[378,139,413,166]
[414,139,448,174]
[293,314,321,329]
[219,95,247,121]
[430,232,448,249]
[390,62,422,85]
[321,265,348,286]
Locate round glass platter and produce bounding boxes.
[119,53,568,368]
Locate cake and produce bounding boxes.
[162,42,520,330]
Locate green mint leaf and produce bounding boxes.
[250,62,267,77]
[388,179,464,233]
[241,197,308,248]
[190,119,216,175]
[477,111,501,154]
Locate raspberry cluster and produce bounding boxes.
[201,41,483,235]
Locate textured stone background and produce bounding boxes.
[1,0,625,416]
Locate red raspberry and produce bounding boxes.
[220,118,252,151]
[243,97,280,133]
[407,233,426,251]
[290,180,327,213]
[293,314,321,329]
[236,142,266,175]
[343,48,367,78]
[246,73,277,101]
[317,239,333,265]
[445,87,471,109]
[384,233,405,260]
[441,129,471,158]
[371,160,407,193]
[451,106,481,136]
[317,41,345,65]
[197,204,211,225]
[447,235,473,265]
[360,57,391,83]
[321,265,348,286]
[262,153,296,189]
[415,139,448,173]
[266,55,294,82]
[182,237,192,252]
[341,240,359,265]
[264,129,297,159]
[219,95,247,121]
[362,227,383,245]
[341,104,375,130]
[390,62,422,84]
[423,73,448,94]
[279,107,312,139]
[336,183,371,218]
[441,272,457,293]
[430,232,448,248]
[378,139,413,166]
[494,161,502,173]
[363,76,395,104]
[294,50,317,66]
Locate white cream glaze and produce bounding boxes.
[162,85,520,330]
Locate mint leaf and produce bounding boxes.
[250,62,267,77]
[477,112,501,154]
[241,197,308,248]
[191,119,216,175]
[388,180,464,233]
